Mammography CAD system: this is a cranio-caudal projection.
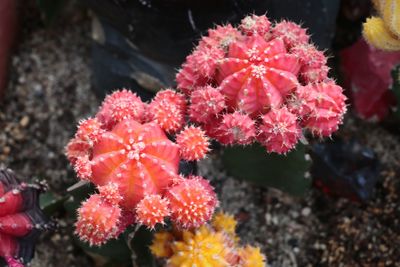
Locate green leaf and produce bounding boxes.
[39,191,67,216]
[221,143,312,197]
[391,64,400,118]
[128,226,156,267]
[73,235,132,264]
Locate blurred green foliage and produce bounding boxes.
[221,143,312,197]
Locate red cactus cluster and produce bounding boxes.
[66,89,217,246]
[0,169,49,267]
[177,14,347,154]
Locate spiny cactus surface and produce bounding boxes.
[66,89,217,246]
[177,14,347,154]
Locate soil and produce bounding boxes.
[1,4,400,267]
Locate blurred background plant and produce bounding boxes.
[362,0,400,51]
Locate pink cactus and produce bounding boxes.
[240,14,271,36]
[76,117,104,144]
[290,44,329,83]
[75,194,122,246]
[299,82,347,136]
[272,20,310,48]
[147,89,186,133]
[258,108,301,154]
[189,86,226,124]
[176,126,210,161]
[98,182,123,205]
[135,194,170,229]
[214,112,256,145]
[177,14,347,154]
[66,89,217,245]
[176,25,242,95]
[201,24,242,49]
[165,176,218,228]
[96,89,146,129]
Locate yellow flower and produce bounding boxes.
[150,231,174,258]
[168,226,229,267]
[238,245,266,267]
[212,212,237,236]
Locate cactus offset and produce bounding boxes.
[258,107,301,154]
[177,14,346,154]
[176,126,210,161]
[215,112,256,145]
[75,194,122,246]
[240,14,271,36]
[96,89,146,129]
[135,194,170,229]
[295,81,347,136]
[166,176,217,228]
[290,44,329,83]
[189,86,226,123]
[147,89,186,134]
[272,20,310,48]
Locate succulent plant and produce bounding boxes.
[177,14,347,155]
[0,169,50,267]
[66,89,217,246]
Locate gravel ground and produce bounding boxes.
[0,10,95,267]
[2,7,400,267]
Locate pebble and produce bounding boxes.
[301,207,311,217]
[20,116,30,127]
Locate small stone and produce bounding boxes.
[51,233,61,242]
[20,116,30,127]
[2,146,11,155]
[301,207,311,217]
